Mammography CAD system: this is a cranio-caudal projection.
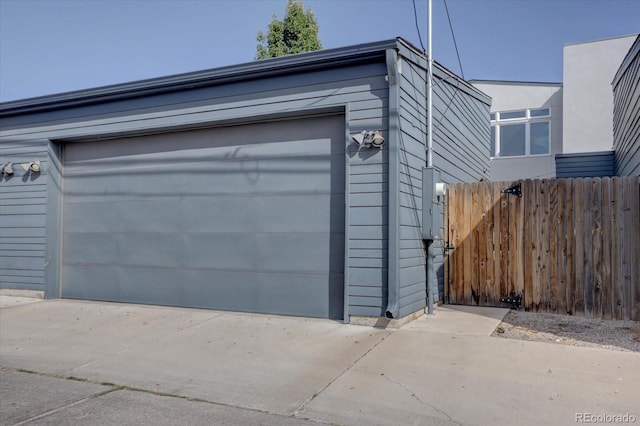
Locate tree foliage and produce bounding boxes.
[255,0,322,60]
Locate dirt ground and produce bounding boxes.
[492,310,640,352]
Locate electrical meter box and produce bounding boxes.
[422,167,445,240]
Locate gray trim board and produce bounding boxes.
[468,79,563,87]
[44,141,62,298]
[385,48,401,319]
[343,106,351,323]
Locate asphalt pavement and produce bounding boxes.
[1,296,638,426]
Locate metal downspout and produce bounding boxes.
[426,0,435,315]
[385,48,400,319]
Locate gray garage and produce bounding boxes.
[1,38,490,322]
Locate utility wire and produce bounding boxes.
[435,0,465,128]
[443,0,464,79]
[412,0,426,52]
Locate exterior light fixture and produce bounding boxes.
[370,131,385,148]
[28,161,41,174]
[351,131,385,149]
[2,162,14,176]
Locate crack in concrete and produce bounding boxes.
[12,386,123,426]
[382,374,462,426]
[291,330,393,419]
[175,314,222,332]
[2,367,334,426]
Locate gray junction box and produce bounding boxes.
[422,167,444,241]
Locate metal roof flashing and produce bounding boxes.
[469,79,563,87]
[0,39,399,117]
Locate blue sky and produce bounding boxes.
[0,0,638,102]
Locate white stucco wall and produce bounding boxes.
[563,34,637,153]
[471,81,563,181]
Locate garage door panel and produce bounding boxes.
[61,115,345,319]
[63,265,341,318]
[65,139,338,170]
[64,231,343,273]
[65,117,343,163]
[64,154,344,203]
[184,232,345,273]
[64,193,343,234]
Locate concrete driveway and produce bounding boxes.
[1,296,638,425]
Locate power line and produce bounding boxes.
[435,0,465,129]
[412,0,426,52]
[443,0,464,79]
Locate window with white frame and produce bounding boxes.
[490,108,550,158]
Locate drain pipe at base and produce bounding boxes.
[427,240,435,315]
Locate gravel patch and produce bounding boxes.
[492,310,640,352]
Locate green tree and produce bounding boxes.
[255,0,322,60]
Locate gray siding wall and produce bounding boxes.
[613,37,640,177]
[0,62,389,318]
[0,142,47,291]
[395,44,491,308]
[397,53,427,317]
[432,67,491,301]
[555,151,615,178]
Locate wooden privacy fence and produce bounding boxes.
[445,177,640,321]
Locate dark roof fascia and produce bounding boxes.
[612,34,640,88]
[0,39,398,117]
[469,79,563,87]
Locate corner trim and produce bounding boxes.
[385,48,401,319]
[44,140,63,298]
[343,105,351,323]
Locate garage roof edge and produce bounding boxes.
[0,39,398,117]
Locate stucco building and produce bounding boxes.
[471,34,638,180]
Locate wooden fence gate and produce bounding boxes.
[445,177,640,321]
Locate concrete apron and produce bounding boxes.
[0,297,389,416]
[1,297,639,426]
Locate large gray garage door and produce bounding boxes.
[61,115,345,319]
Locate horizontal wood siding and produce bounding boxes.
[612,37,640,177]
[390,45,490,310]
[432,77,491,184]
[344,63,390,317]
[397,57,427,316]
[432,66,491,302]
[0,142,47,291]
[1,62,390,317]
[556,152,615,178]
